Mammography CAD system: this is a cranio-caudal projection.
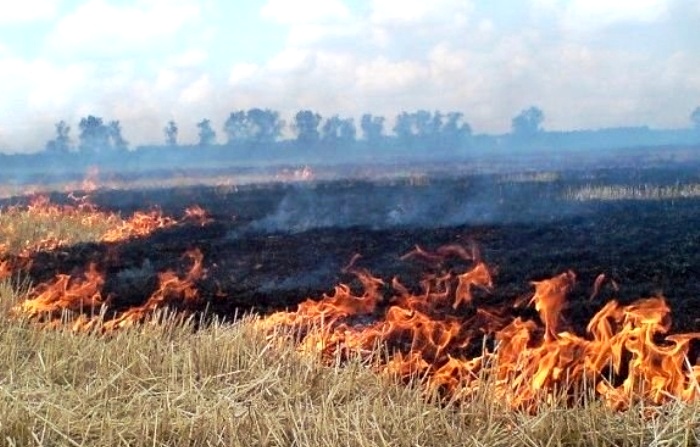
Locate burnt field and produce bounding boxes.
[8,164,700,339]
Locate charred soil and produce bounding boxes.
[12,168,700,348]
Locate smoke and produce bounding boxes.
[247,176,576,234]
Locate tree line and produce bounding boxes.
[45,105,700,154]
[44,107,543,153]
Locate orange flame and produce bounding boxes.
[99,248,205,332]
[184,205,213,226]
[100,210,177,243]
[257,245,700,411]
[13,263,105,320]
[5,192,699,414]
[12,249,205,333]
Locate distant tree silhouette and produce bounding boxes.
[164,120,178,146]
[394,110,438,141]
[293,110,322,144]
[78,115,111,153]
[197,119,217,146]
[224,108,283,145]
[247,108,284,143]
[321,115,356,144]
[223,111,248,143]
[441,112,472,147]
[393,110,472,149]
[393,111,413,142]
[108,120,128,151]
[45,120,72,153]
[511,106,545,137]
[443,112,471,137]
[360,113,384,142]
[691,106,700,130]
[413,110,434,137]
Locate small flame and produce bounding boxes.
[100,248,205,331]
[184,205,213,226]
[100,210,177,243]
[12,249,205,333]
[13,263,105,320]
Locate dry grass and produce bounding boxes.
[0,201,116,255]
[566,183,700,201]
[1,307,699,447]
[0,194,699,446]
[1,301,698,447]
[499,171,561,184]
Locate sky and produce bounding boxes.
[0,0,698,152]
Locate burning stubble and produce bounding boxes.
[0,172,698,446]
[1,194,698,413]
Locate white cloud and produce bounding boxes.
[179,75,213,104]
[169,49,209,69]
[261,0,358,47]
[0,0,59,23]
[46,0,201,57]
[0,56,97,150]
[229,63,259,84]
[562,0,669,28]
[1,0,699,152]
[355,57,427,92]
[261,0,350,24]
[267,48,313,73]
[371,0,473,24]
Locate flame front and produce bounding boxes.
[11,249,205,333]
[100,210,177,243]
[3,191,699,412]
[257,246,700,411]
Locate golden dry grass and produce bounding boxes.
[1,302,699,447]
[0,195,698,446]
[0,201,117,255]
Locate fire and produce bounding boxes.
[256,245,700,411]
[13,263,105,321]
[99,248,205,331]
[100,209,177,243]
[3,187,698,413]
[11,249,205,333]
[184,205,213,226]
[0,194,181,255]
[0,259,13,280]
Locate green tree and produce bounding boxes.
[691,106,700,130]
[78,115,111,153]
[164,120,178,146]
[511,106,545,137]
[108,120,128,151]
[293,110,322,144]
[45,120,72,153]
[197,119,216,146]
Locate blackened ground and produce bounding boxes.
[14,167,700,359]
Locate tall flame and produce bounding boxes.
[257,245,700,411]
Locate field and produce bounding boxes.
[0,163,699,446]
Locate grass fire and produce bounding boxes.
[0,167,699,445]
